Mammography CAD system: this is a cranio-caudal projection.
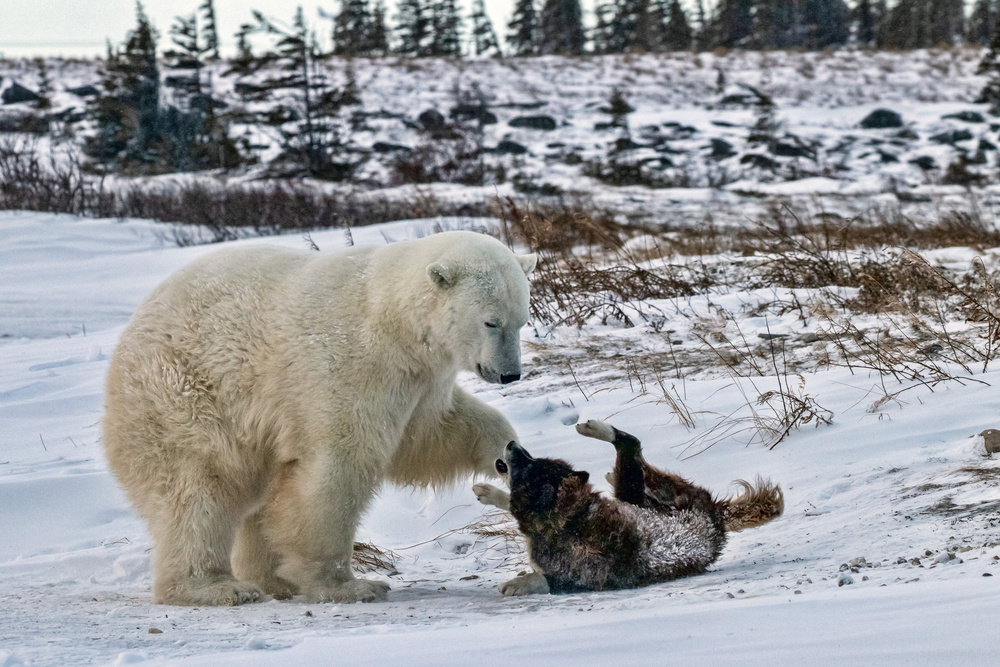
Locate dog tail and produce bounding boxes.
[720,477,784,532]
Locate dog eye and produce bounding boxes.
[484,322,498,329]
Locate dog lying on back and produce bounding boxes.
[473,419,784,596]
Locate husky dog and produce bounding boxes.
[473,419,783,596]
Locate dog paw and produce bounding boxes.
[473,483,510,510]
[307,578,390,604]
[575,419,615,443]
[498,571,550,596]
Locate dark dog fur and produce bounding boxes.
[474,419,783,595]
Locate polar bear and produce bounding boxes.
[103,231,536,606]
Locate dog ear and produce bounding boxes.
[572,470,590,484]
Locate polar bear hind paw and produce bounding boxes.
[308,578,391,604]
[498,571,550,596]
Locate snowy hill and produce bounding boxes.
[1,48,998,201]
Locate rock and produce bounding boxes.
[942,111,986,124]
[741,153,778,170]
[371,142,411,154]
[909,156,937,170]
[66,84,100,98]
[614,137,643,151]
[896,128,920,140]
[799,332,824,344]
[980,428,1000,454]
[418,108,446,131]
[979,138,997,152]
[709,138,737,159]
[1,82,40,105]
[449,104,497,125]
[773,141,813,158]
[720,93,757,106]
[877,150,900,163]
[493,140,528,155]
[509,115,557,131]
[861,109,903,129]
[930,129,974,145]
[148,628,163,634]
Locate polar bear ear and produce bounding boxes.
[518,253,538,276]
[427,261,459,288]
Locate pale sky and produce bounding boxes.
[0,0,532,58]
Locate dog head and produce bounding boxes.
[496,441,590,516]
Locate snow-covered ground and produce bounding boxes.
[2,210,1000,665]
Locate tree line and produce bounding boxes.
[79,0,1000,177]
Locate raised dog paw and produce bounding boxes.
[473,483,510,510]
[498,571,550,597]
[575,419,615,443]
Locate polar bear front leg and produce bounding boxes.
[473,483,510,510]
[263,453,391,604]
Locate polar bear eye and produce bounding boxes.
[484,321,498,329]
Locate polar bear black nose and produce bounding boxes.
[500,373,520,384]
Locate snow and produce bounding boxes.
[3,210,1000,665]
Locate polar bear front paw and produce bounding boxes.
[308,578,391,604]
[473,483,510,510]
[498,571,550,596]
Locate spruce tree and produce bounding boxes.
[506,0,539,56]
[395,0,431,56]
[609,0,654,53]
[802,0,850,49]
[430,0,463,57]
[333,0,375,57]
[199,0,220,60]
[469,0,501,56]
[977,9,1000,114]
[34,57,52,111]
[369,0,389,55]
[539,0,585,55]
[254,7,356,178]
[854,0,877,46]
[713,0,754,49]
[661,0,693,51]
[969,0,995,47]
[87,2,161,169]
[591,0,616,54]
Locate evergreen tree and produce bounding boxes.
[609,0,654,53]
[254,7,357,178]
[977,9,1000,114]
[34,57,52,111]
[199,0,220,60]
[87,2,161,168]
[969,0,995,47]
[370,0,389,55]
[661,0,693,51]
[854,0,878,46]
[591,0,616,54]
[333,0,375,57]
[539,0,585,55]
[926,0,964,46]
[713,0,754,48]
[506,0,539,56]
[802,0,850,49]
[469,0,501,56]
[395,0,431,56]
[430,0,463,57]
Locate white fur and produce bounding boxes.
[103,231,535,606]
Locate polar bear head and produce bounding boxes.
[424,232,536,385]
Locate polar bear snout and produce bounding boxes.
[475,362,522,385]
